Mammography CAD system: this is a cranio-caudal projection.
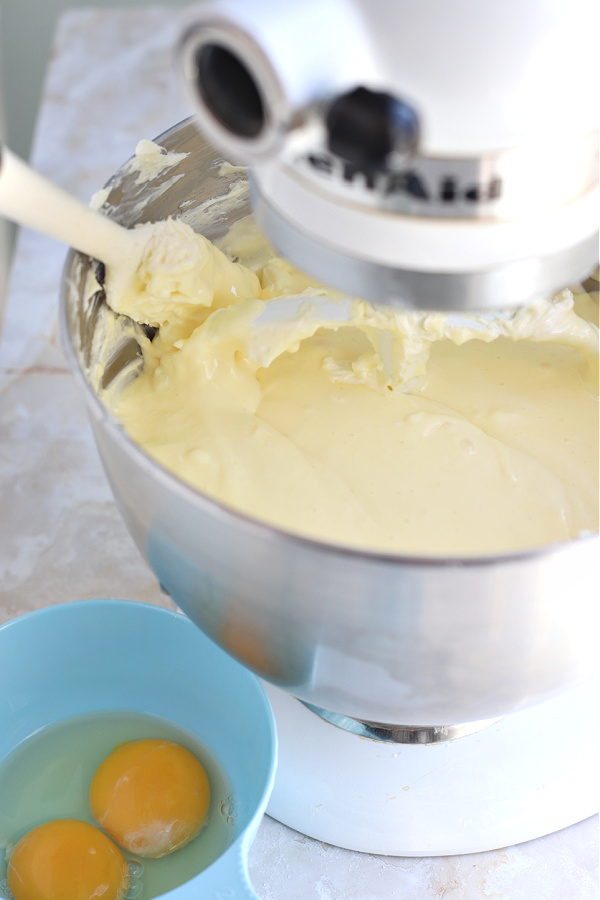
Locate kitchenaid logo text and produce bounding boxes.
[305,152,503,204]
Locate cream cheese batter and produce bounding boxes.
[104,215,599,556]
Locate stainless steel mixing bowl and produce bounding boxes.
[60,118,599,728]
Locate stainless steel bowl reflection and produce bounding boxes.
[60,118,599,728]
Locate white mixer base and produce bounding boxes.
[263,677,598,855]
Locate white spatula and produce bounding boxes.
[0,144,151,302]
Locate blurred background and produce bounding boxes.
[0,0,183,309]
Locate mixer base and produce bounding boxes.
[263,677,598,856]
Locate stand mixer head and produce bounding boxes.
[177,0,599,311]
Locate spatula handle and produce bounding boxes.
[0,144,128,266]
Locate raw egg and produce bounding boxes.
[89,738,211,858]
[7,818,129,900]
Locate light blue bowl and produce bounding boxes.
[0,599,277,899]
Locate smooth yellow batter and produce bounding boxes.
[104,216,598,556]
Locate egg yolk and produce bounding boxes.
[89,738,210,858]
[7,819,129,900]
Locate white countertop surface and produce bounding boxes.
[0,8,597,899]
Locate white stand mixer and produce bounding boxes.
[174,0,599,854]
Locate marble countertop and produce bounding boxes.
[0,8,597,899]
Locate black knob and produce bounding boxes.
[326,87,419,171]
